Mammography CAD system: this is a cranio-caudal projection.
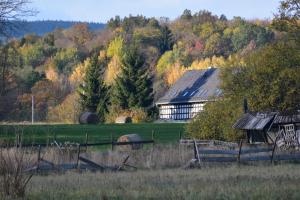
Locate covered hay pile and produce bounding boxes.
[117,134,143,150]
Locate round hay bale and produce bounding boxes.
[115,116,132,124]
[117,134,143,150]
[79,112,99,124]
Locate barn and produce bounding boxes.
[155,67,221,121]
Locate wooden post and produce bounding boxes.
[37,145,41,171]
[85,133,88,151]
[111,133,114,151]
[15,134,19,148]
[19,134,22,148]
[271,136,279,164]
[151,130,155,148]
[179,131,182,142]
[76,144,81,169]
[193,139,201,165]
[46,137,49,148]
[237,140,243,164]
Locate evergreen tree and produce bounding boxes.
[112,46,153,110]
[78,54,108,122]
[159,25,174,54]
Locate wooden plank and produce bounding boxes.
[241,147,273,154]
[275,154,300,161]
[198,149,238,155]
[201,156,237,162]
[240,155,272,162]
[79,156,105,170]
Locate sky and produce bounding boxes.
[29,0,281,23]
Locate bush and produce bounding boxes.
[185,99,244,142]
[105,106,149,123]
[131,107,148,123]
[47,93,81,124]
[0,148,34,199]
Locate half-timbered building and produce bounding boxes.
[155,68,221,121]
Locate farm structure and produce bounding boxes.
[233,112,300,145]
[156,68,222,121]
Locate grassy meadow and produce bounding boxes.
[24,164,300,200]
[0,123,186,144]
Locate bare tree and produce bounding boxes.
[0,0,37,37]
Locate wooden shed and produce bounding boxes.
[233,111,300,144]
[232,112,277,143]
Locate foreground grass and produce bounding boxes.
[26,164,300,200]
[0,123,186,144]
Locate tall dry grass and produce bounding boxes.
[25,164,300,199]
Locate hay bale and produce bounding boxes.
[79,112,99,124]
[117,134,143,150]
[115,116,132,124]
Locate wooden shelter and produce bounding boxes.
[233,111,300,144]
[233,112,277,143]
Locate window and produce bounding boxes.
[183,91,189,97]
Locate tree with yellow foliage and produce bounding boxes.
[104,36,124,84]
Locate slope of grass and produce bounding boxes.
[0,123,186,144]
[26,164,300,200]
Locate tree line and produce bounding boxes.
[0,0,298,126]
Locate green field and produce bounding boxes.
[0,123,186,144]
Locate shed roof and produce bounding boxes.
[156,68,221,105]
[273,113,300,125]
[232,112,277,131]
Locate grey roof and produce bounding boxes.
[232,112,277,131]
[156,68,221,105]
[273,113,300,125]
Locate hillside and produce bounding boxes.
[0,5,299,125]
[7,20,106,38]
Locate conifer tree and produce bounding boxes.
[112,45,153,110]
[159,25,174,54]
[78,54,108,122]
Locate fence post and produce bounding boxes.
[151,130,155,148]
[76,144,81,169]
[179,131,182,142]
[237,140,243,164]
[271,136,279,164]
[19,133,22,148]
[46,137,49,148]
[85,133,89,151]
[193,139,201,165]
[37,145,41,171]
[15,134,18,148]
[111,133,114,151]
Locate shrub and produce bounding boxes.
[0,148,34,199]
[105,106,149,123]
[47,92,81,124]
[185,99,244,142]
[131,107,148,123]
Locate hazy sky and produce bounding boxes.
[29,0,281,22]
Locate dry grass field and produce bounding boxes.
[25,164,300,200]
[1,144,300,199]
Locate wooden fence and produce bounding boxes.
[188,139,300,164]
[0,132,154,150]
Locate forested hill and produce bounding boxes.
[9,20,106,38]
